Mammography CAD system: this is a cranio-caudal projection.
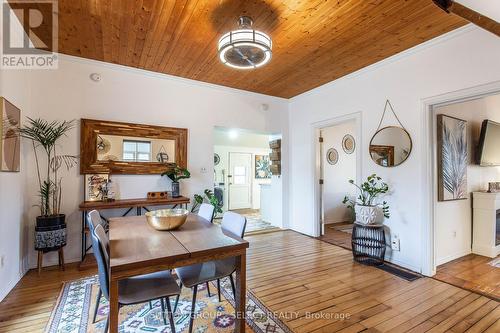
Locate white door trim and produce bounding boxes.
[420,80,500,277]
[311,112,362,238]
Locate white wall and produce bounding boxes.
[456,0,500,22]
[14,55,288,273]
[434,94,500,265]
[289,25,500,272]
[0,3,32,301]
[321,121,357,224]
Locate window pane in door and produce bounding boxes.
[234,175,245,184]
[234,166,246,176]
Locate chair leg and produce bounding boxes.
[217,279,222,302]
[93,289,102,323]
[149,300,152,310]
[174,293,180,313]
[104,314,109,333]
[229,274,236,299]
[165,296,176,332]
[189,286,198,333]
[206,281,211,297]
[160,298,167,325]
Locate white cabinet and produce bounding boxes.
[260,184,272,223]
[472,192,500,258]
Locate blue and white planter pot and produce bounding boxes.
[35,214,67,252]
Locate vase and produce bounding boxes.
[35,214,67,252]
[354,205,380,225]
[171,181,180,198]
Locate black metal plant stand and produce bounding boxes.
[351,222,386,266]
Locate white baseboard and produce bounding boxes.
[436,249,472,266]
[472,244,500,258]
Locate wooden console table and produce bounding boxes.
[79,196,190,267]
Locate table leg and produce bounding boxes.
[235,252,246,332]
[109,279,119,333]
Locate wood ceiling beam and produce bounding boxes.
[433,0,500,37]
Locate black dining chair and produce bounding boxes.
[91,224,181,332]
[175,211,247,333]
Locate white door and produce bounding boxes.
[228,152,252,210]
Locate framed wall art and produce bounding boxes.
[0,97,20,172]
[84,174,109,201]
[342,134,355,154]
[255,155,271,179]
[437,114,467,201]
[326,148,339,165]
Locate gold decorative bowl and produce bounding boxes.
[145,209,189,231]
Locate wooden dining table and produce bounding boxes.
[108,213,249,333]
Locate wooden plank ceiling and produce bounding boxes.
[25,0,466,98]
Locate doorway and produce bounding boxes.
[213,127,282,234]
[228,152,252,210]
[313,115,360,246]
[427,91,500,299]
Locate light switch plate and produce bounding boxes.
[391,235,400,251]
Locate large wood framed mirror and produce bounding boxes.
[80,119,187,174]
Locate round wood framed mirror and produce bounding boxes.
[369,126,412,167]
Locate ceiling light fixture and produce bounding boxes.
[218,16,272,70]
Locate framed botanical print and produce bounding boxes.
[437,114,468,201]
[0,97,20,172]
[255,155,271,179]
[84,174,109,201]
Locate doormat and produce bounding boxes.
[45,275,293,333]
[376,263,422,282]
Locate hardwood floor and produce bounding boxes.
[318,223,353,250]
[1,230,499,332]
[435,254,500,301]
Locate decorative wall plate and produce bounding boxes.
[214,153,220,166]
[342,134,355,154]
[326,148,339,165]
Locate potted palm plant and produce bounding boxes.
[19,118,77,252]
[161,164,190,197]
[342,174,390,225]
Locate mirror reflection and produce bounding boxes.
[96,134,176,163]
[369,126,411,167]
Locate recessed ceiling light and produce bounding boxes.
[218,16,272,70]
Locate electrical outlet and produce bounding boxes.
[391,234,400,251]
[200,167,207,174]
[0,255,4,268]
[453,231,457,238]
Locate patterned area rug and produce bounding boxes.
[489,257,500,268]
[214,210,279,234]
[45,275,292,333]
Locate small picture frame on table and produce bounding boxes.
[84,174,109,201]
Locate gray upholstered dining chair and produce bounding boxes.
[175,211,247,333]
[87,210,104,233]
[91,224,181,332]
[197,203,216,296]
[198,203,215,223]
